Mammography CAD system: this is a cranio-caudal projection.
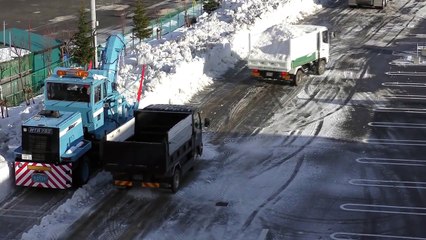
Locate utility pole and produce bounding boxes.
[91,0,98,67]
[8,31,11,57]
[3,21,5,46]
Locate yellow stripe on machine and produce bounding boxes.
[142,182,160,188]
[114,180,133,187]
[28,165,51,171]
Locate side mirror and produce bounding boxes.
[330,31,337,39]
[204,118,210,128]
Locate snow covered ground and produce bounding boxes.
[0,0,335,238]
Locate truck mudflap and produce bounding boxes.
[15,161,73,189]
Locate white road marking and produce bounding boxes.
[356,157,426,167]
[0,213,41,219]
[349,179,426,189]
[341,203,426,216]
[385,72,426,76]
[364,139,426,146]
[331,232,426,240]
[368,122,426,129]
[257,229,269,240]
[373,107,426,114]
[383,94,426,100]
[0,208,44,219]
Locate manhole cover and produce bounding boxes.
[215,201,229,207]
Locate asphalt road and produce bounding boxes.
[262,2,426,239]
[0,0,192,41]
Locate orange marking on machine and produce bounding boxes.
[27,165,51,171]
[114,180,133,187]
[142,182,160,188]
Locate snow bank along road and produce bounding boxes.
[2,0,426,239]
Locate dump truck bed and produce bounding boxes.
[102,104,194,176]
[247,25,326,72]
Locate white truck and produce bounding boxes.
[348,0,387,8]
[247,25,330,86]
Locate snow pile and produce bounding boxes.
[48,15,76,23]
[0,47,31,63]
[116,0,326,107]
[0,96,44,156]
[248,24,323,61]
[97,4,129,11]
[0,155,12,201]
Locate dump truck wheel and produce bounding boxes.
[197,143,203,156]
[171,168,181,193]
[317,60,326,75]
[293,70,304,86]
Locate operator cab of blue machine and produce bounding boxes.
[44,67,110,136]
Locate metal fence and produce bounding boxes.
[0,58,71,106]
[112,3,204,46]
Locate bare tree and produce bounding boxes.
[0,99,8,118]
[0,86,8,118]
[59,24,75,66]
[42,28,55,76]
[9,41,31,105]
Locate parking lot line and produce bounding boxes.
[364,139,426,146]
[356,157,426,167]
[349,179,426,189]
[382,94,426,100]
[340,203,426,216]
[368,122,426,129]
[373,107,426,114]
[385,72,426,77]
[331,232,426,240]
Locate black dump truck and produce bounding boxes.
[101,104,209,193]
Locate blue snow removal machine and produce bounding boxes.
[14,34,138,189]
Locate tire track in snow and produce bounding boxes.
[240,120,324,232]
[0,188,72,240]
[59,189,126,239]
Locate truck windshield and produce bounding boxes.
[322,30,329,44]
[47,82,90,102]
